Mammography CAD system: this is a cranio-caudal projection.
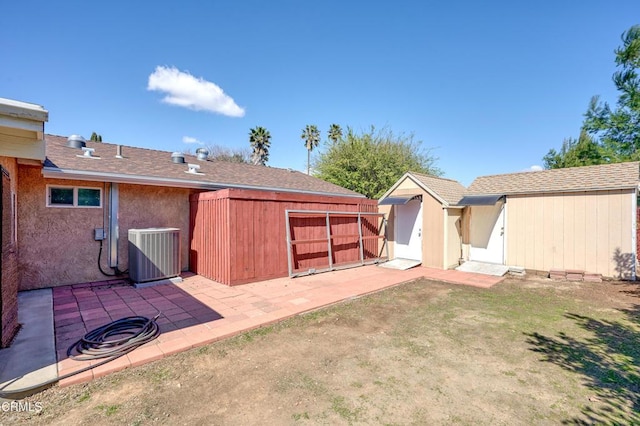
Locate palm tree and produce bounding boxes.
[327,123,342,144]
[301,124,321,175]
[249,126,271,166]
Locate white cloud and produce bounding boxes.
[182,136,204,145]
[529,165,543,171]
[148,66,245,117]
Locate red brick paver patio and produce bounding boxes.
[52,265,504,387]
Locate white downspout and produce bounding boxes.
[109,183,119,268]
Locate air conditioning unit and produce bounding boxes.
[128,228,181,286]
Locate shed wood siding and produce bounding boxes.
[378,204,393,258]
[446,209,462,269]
[506,190,635,278]
[190,189,377,286]
[422,191,444,268]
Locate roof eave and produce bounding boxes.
[469,186,639,196]
[41,167,366,198]
[0,98,49,123]
[377,172,449,206]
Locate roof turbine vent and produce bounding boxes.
[196,147,209,161]
[186,163,203,175]
[67,134,86,149]
[171,152,185,164]
[76,147,100,159]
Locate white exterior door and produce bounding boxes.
[469,204,505,264]
[395,200,423,261]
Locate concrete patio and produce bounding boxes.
[4,265,505,392]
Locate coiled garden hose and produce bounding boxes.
[0,313,161,399]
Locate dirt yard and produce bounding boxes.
[2,276,639,425]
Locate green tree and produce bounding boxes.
[543,129,604,169]
[249,126,271,166]
[301,124,321,175]
[584,25,640,161]
[314,126,441,199]
[90,132,103,142]
[546,25,640,168]
[327,123,343,144]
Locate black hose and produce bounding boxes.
[0,314,161,399]
[67,315,160,360]
[97,240,127,277]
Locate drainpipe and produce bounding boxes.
[109,183,119,268]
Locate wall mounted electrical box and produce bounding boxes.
[94,228,105,241]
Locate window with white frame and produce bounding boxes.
[47,185,102,208]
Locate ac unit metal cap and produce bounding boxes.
[171,152,185,164]
[195,147,209,161]
[67,134,86,149]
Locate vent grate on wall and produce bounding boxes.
[128,228,181,284]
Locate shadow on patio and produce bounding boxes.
[52,265,502,387]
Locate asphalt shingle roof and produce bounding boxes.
[467,161,640,195]
[408,172,467,205]
[43,134,363,197]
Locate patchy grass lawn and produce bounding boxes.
[3,277,639,425]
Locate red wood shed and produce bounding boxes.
[189,188,382,286]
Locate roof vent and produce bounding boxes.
[67,134,86,149]
[76,147,100,159]
[186,163,203,175]
[171,152,185,164]
[196,148,209,161]
[115,145,123,159]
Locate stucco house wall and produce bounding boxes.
[0,156,19,347]
[118,183,195,274]
[17,166,196,289]
[17,166,105,289]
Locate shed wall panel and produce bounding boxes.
[551,194,564,268]
[533,195,545,270]
[446,209,462,269]
[584,193,598,272]
[422,192,444,268]
[190,189,377,285]
[505,190,635,278]
[541,195,554,271]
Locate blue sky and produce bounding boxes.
[2,1,638,186]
